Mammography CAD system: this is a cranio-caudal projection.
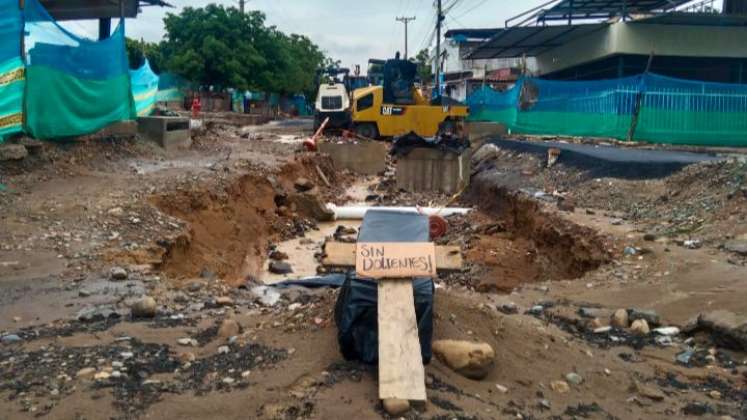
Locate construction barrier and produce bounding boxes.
[130,59,159,117]
[467,73,747,147]
[23,0,136,139]
[0,0,24,142]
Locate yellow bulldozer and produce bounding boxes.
[350,58,469,140]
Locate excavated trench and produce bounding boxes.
[150,155,342,286]
[457,175,612,292]
[148,156,610,292]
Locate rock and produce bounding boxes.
[630,319,650,335]
[550,380,570,393]
[382,398,410,416]
[653,327,680,336]
[497,303,518,314]
[218,346,230,355]
[177,352,196,363]
[94,371,111,381]
[222,377,235,385]
[695,310,747,351]
[684,239,702,249]
[78,289,92,298]
[1,334,22,344]
[76,305,120,323]
[110,267,128,281]
[528,305,544,315]
[0,144,28,161]
[269,250,289,261]
[709,390,721,400]
[565,373,584,385]
[287,192,334,222]
[683,402,711,416]
[634,382,665,401]
[177,338,196,346]
[557,197,575,212]
[589,318,606,329]
[628,308,661,326]
[495,384,509,393]
[724,240,747,256]
[578,307,601,319]
[268,261,293,275]
[593,326,612,334]
[218,318,240,339]
[186,281,204,292]
[75,368,96,378]
[293,177,314,192]
[610,309,629,329]
[643,233,657,241]
[471,144,500,165]
[130,296,157,318]
[251,286,281,306]
[623,246,637,256]
[432,340,495,380]
[215,296,234,306]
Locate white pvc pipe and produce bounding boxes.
[327,204,472,220]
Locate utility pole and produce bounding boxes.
[435,0,444,99]
[239,0,245,14]
[395,16,416,59]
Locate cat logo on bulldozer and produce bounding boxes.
[381,105,405,116]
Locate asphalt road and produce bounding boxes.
[489,138,725,179]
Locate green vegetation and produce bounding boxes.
[414,49,433,84]
[126,4,330,97]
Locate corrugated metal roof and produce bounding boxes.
[465,23,608,59]
[537,0,690,22]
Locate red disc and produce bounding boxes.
[429,215,448,239]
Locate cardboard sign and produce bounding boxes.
[356,242,437,279]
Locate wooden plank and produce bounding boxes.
[377,279,427,401]
[323,241,463,270]
[356,242,436,279]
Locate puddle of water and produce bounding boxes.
[259,220,360,284]
[259,179,375,284]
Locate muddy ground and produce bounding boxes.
[1,119,745,420]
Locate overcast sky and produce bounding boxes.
[61,0,722,68]
[64,0,548,66]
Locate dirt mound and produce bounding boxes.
[151,155,345,286]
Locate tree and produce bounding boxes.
[414,49,433,84]
[126,38,166,73]
[159,4,327,95]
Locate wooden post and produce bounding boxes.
[378,279,426,401]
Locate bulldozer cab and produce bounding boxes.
[383,59,417,105]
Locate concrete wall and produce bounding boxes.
[536,22,747,76]
[437,41,538,76]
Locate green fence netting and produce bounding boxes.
[467,73,747,147]
[23,0,135,140]
[156,72,186,102]
[0,0,24,142]
[130,59,159,117]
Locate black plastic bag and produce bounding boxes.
[333,210,435,364]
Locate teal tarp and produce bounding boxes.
[0,0,24,141]
[130,59,159,117]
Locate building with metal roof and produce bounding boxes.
[38,0,172,39]
[464,0,747,83]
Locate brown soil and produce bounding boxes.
[2,120,746,420]
[151,154,344,286]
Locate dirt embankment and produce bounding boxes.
[459,175,613,292]
[151,155,344,287]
